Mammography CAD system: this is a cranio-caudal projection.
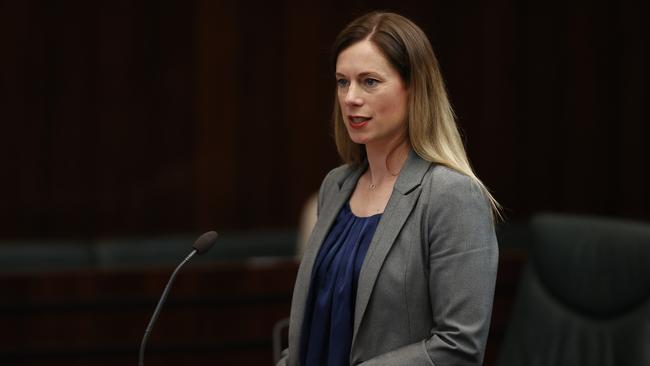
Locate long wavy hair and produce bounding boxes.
[331,11,501,218]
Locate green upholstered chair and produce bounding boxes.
[497,213,650,366]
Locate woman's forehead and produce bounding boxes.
[335,40,394,76]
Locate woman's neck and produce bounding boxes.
[364,137,410,186]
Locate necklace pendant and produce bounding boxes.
[369,183,376,190]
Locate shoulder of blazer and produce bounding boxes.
[421,164,496,252]
[425,164,475,191]
[423,164,489,206]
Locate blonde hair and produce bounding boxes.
[332,11,502,219]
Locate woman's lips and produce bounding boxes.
[349,116,371,129]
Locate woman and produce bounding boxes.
[279,11,499,366]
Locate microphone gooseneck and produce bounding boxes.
[138,231,218,366]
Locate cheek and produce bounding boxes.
[378,94,408,122]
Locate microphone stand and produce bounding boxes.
[138,249,197,366]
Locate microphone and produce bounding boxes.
[138,231,219,366]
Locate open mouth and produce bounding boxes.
[349,116,371,129]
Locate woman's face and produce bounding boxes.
[335,40,408,148]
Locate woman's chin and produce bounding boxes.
[347,132,371,145]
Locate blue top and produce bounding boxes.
[300,202,382,366]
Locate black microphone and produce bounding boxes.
[138,231,219,366]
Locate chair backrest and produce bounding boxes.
[0,240,93,273]
[93,230,297,269]
[497,213,650,366]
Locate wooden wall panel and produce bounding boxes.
[0,0,648,238]
[194,0,240,230]
[1,1,196,237]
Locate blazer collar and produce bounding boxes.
[335,148,430,194]
[351,149,432,348]
[338,160,367,193]
[394,148,432,194]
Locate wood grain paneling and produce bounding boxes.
[0,0,648,235]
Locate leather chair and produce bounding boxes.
[497,213,650,366]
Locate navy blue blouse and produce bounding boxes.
[300,201,382,366]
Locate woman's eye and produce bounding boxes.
[364,78,379,87]
[336,79,349,88]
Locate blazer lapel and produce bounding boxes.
[288,162,366,364]
[352,150,432,343]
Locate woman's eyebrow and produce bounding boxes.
[335,71,382,78]
[358,71,381,78]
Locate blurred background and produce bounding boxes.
[0,0,648,365]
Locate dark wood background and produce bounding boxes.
[0,1,647,364]
[1,0,648,237]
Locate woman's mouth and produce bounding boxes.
[349,116,371,129]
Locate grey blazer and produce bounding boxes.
[279,149,498,365]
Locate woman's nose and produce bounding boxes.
[344,84,363,106]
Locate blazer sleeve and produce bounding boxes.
[359,173,499,366]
